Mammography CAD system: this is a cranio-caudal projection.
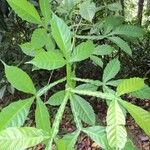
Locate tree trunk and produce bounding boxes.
[147,0,150,15]
[137,0,144,25]
[120,0,125,16]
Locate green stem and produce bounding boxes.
[71,77,103,86]
[69,89,118,100]
[46,62,73,149]
[46,91,70,150]
[36,77,66,97]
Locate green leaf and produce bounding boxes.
[51,14,72,57]
[79,0,96,22]
[124,139,138,150]
[28,51,66,70]
[102,58,120,83]
[70,94,95,125]
[39,0,51,26]
[35,98,51,134]
[83,126,111,149]
[93,45,114,56]
[47,90,65,106]
[106,100,127,149]
[0,97,34,131]
[75,84,98,91]
[106,79,123,87]
[46,34,56,51]
[107,2,122,11]
[0,127,50,150]
[90,55,103,68]
[20,42,45,56]
[108,36,132,56]
[5,65,36,94]
[121,100,150,137]
[56,131,79,150]
[117,77,145,96]
[31,28,48,49]
[130,85,150,99]
[6,0,41,24]
[70,41,95,62]
[111,25,144,38]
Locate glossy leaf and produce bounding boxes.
[6,0,41,24]
[31,28,48,49]
[39,0,51,26]
[35,98,51,134]
[108,36,132,56]
[51,14,72,57]
[106,100,127,149]
[70,41,95,62]
[70,94,95,125]
[0,97,34,131]
[102,58,120,83]
[5,65,36,94]
[0,127,49,150]
[117,77,145,96]
[28,51,66,70]
[47,90,65,106]
[79,0,96,22]
[93,45,114,56]
[121,100,150,137]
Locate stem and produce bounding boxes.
[46,91,70,150]
[46,62,73,149]
[36,77,66,97]
[71,77,103,86]
[69,89,118,101]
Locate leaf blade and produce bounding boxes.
[35,98,51,134]
[6,0,41,24]
[0,127,50,150]
[102,58,120,82]
[5,65,36,94]
[28,51,66,70]
[0,97,34,131]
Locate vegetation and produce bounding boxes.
[0,0,150,150]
